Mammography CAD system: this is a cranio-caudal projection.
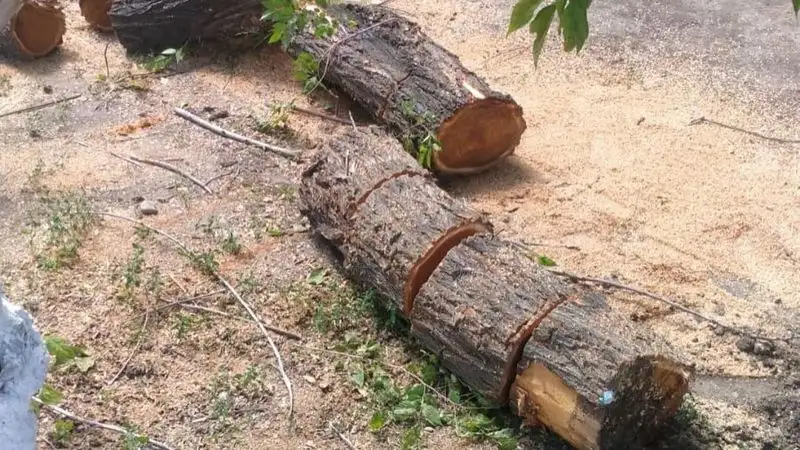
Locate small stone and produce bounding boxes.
[318,379,331,392]
[138,200,158,216]
[753,340,775,356]
[713,327,726,336]
[736,336,756,353]
[43,85,53,94]
[775,298,782,305]
[303,375,316,384]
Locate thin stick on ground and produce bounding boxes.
[289,104,352,125]
[128,155,213,194]
[173,107,299,159]
[0,94,82,119]
[97,212,296,419]
[33,398,174,450]
[108,312,149,385]
[179,303,302,340]
[138,289,226,318]
[107,151,143,168]
[547,268,780,341]
[688,116,800,144]
[329,422,358,450]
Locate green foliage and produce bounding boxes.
[399,100,442,169]
[795,0,800,15]
[52,419,75,445]
[122,430,150,450]
[307,267,328,285]
[292,51,322,94]
[221,232,243,255]
[537,255,557,266]
[31,191,95,270]
[507,0,591,67]
[261,0,337,49]
[139,46,187,73]
[43,335,94,373]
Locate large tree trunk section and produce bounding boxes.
[288,3,527,176]
[108,0,263,54]
[300,126,493,314]
[9,0,65,58]
[299,127,694,450]
[79,0,112,32]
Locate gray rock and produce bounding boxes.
[753,340,775,356]
[0,293,50,450]
[138,200,158,216]
[736,336,756,353]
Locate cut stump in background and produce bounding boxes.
[9,0,65,58]
[299,127,694,450]
[79,0,112,32]
[288,3,527,175]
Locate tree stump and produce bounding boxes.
[8,0,65,58]
[79,0,112,32]
[299,127,694,450]
[288,3,527,175]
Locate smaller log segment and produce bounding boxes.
[9,0,65,58]
[299,126,492,314]
[510,292,693,450]
[108,0,263,54]
[287,3,527,175]
[79,0,112,31]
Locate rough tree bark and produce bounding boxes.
[288,3,527,175]
[299,127,694,450]
[108,0,263,54]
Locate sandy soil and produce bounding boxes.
[0,2,798,450]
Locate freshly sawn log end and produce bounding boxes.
[79,0,112,31]
[434,96,526,175]
[10,0,65,58]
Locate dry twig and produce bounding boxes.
[173,107,299,158]
[329,422,358,450]
[128,155,213,194]
[108,312,149,385]
[179,303,302,340]
[290,104,352,125]
[98,212,296,419]
[107,151,143,168]
[33,398,174,450]
[0,94,81,119]
[547,268,780,341]
[688,116,800,144]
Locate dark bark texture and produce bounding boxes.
[108,0,262,54]
[287,3,527,174]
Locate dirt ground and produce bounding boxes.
[1,2,798,450]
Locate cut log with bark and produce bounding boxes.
[108,0,263,54]
[300,125,493,314]
[8,0,65,58]
[79,0,112,32]
[299,127,694,450]
[287,3,527,175]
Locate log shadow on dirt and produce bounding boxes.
[437,156,545,197]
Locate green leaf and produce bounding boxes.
[392,401,419,422]
[37,385,64,405]
[529,3,557,67]
[560,0,590,53]
[350,370,365,387]
[403,384,425,402]
[421,404,443,427]
[307,268,327,285]
[368,410,388,431]
[400,426,421,450]
[43,336,87,367]
[489,428,520,450]
[794,0,800,15]
[508,0,543,34]
[537,255,557,266]
[74,356,95,373]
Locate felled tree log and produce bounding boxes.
[108,0,263,54]
[299,127,694,450]
[300,126,492,314]
[79,0,112,31]
[288,3,527,175]
[8,0,65,58]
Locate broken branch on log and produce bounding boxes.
[288,3,527,175]
[173,107,300,159]
[299,127,693,450]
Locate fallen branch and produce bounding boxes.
[173,107,300,159]
[180,303,302,340]
[0,94,81,119]
[108,312,149,385]
[33,398,174,450]
[547,268,778,341]
[139,289,226,318]
[128,155,213,194]
[107,151,143,168]
[289,104,353,125]
[328,422,358,450]
[688,116,800,144]
[97,212,296,419]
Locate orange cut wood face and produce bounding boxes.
[79,0,113,31]
[434,98,527,175]
[11,0,66,58]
